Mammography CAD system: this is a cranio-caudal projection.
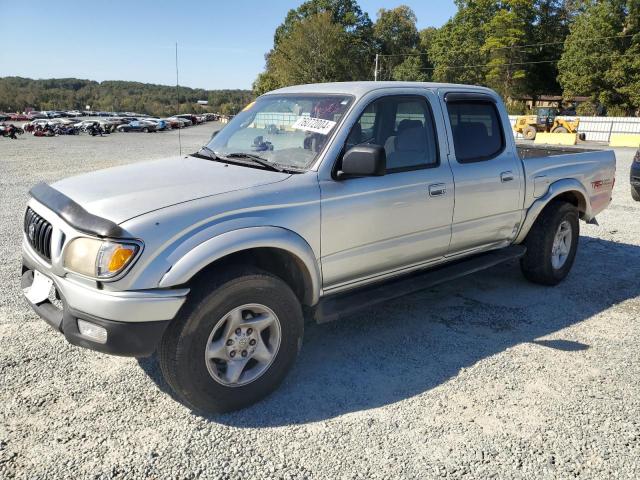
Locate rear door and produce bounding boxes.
[442,92,524,254]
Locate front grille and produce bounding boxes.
[24,207,53,261]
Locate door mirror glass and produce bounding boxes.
[338,145,386,178]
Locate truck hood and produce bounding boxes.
[51,156,291,224]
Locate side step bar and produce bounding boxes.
[315,245,527,324]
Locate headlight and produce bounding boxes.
[64,237,141,279]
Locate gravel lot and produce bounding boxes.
[1,127,639,479]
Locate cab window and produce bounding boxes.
[447,101,504,163]
[344,96,439,172]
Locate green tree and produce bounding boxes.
[252,70,280,97]
[605,0,640,113]
[265,0,374,86]
[373,6,420,80]
[267,12,354,86]
[392,56,429,81]
[558,0,639,113]
[374,6,419,55]
[0,77,253,116]
[522,0,572,100]
[481,0,536,99]
[429,0,497,85]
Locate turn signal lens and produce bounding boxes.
[108,246,135,272]
[97,242,139,278]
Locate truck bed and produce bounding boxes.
[518,143,616,221]
[517,144,599,160]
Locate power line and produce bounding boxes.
[376,51,638,77]
[375,33,638,57]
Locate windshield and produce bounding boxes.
[206,94,353,169]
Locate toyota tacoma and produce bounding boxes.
[22,82,616,413]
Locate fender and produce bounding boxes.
[158,226,321,305]
[514,178,590,244]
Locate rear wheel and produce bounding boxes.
[523,126,537,140]
[520,200,579,285]
[158,266,304,413]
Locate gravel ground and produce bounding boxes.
[1,128,639,479]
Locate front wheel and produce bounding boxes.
[632,186,640,202]
[520,200,579,285]
[158,267,304,413]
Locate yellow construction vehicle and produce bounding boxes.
[514,107,582,140]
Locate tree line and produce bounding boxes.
[254,0,640,116]
[0,77,253,116]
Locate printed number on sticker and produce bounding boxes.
[292,116,337,135]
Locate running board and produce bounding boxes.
[315,245,527,324]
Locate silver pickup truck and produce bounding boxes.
[21,82,616,413]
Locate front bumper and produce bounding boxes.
[21,259,188,357]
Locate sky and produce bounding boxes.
[0,0,456,91]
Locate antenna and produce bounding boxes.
[175,42,182,156]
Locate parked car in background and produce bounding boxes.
[175,114,199,125]
[168,116,192,127]
[0,113,8,121]
[9,113,32,121]
[631,148,640,201]
[28,111,48,120]
[65,110,84,117]
[142,118,168,131]
[163,118,182,129]
[117,120,156,133]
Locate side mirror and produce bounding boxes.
[337,145,386,178]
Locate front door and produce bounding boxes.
[319,92,454,292]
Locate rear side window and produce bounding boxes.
[447,101,504,162]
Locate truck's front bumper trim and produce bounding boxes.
[22,268,173,357]
[22,253,188,323]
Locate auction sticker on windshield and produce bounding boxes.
[292,116,337,135]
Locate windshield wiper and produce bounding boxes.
[222,152,287,173]
[192,145,218,160]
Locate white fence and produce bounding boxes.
[509,115,640,142]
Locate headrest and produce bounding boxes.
[397,119,423,133]
[396,126,426,152]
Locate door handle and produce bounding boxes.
[500,171,514,182]
[428,183,447,197]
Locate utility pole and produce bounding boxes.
[374,54,379,81]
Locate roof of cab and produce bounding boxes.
[267,81,496,99]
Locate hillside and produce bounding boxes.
[0,77,254,116]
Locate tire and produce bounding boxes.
[520,200,579,286]
[552,126,568,134]
[632,186,640,202]
[142,127,149,133]
[158,266,304,413]
[523,126,537,140]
